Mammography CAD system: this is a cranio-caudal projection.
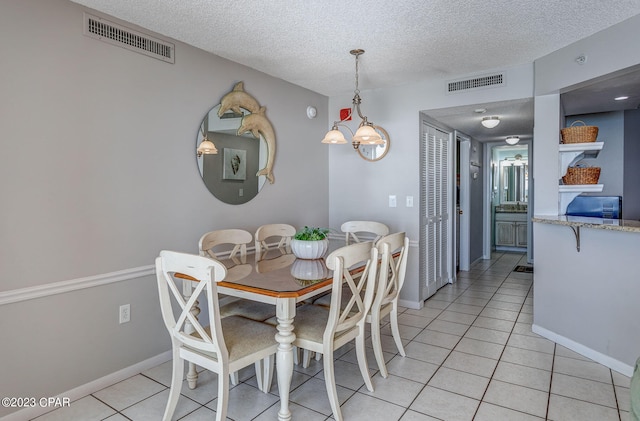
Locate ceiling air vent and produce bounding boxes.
[83,13,175,63]
[447,73,504,93]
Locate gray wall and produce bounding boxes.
[533,14,640,374]
[624,109,640,220]
[0,0,328,416]
[327,64,534,305]
[565,112,624,197]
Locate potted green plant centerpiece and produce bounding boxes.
[290,226,329,259]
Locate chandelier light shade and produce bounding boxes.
[505,135,520,145]
[321,126,348,144]
[321,49,389,156]
[481,116,500,128]
[353,124,384,145]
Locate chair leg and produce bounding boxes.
[254,361,264,392]
[230,371,239,385]
[264,354,275,393]
[216,367,230,421]
[390,305,406,357]
[163,347,183,421]
[355,326,374,392]
[293,346,300,365]
[370,315,388,378]
[302,349,312,368]
[254,355,274,393]
[322,348,343,421]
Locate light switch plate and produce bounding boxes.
[406,196,414,207]
[389,195,397,207]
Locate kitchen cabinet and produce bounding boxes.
[495,212,527,249]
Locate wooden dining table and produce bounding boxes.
[179,239,357,421]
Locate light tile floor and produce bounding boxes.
[32,252,632,420]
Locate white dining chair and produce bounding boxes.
[199,228,252,261]
[369,232,409,377]
[155,250,278,421]
[341,220,389,245]
[199,229,275,322]
[310,220,388,310]
[292,241,378,421]
[254,223,296,257]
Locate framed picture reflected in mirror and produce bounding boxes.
[222,148,247,181]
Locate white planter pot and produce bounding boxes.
[290,259,328,281]
[290,238,328,260]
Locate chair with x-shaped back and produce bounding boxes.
[292,241,378,421]
[155,250,277,421]
[368,231,409,377]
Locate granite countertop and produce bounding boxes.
[495,205,528,213]
[532,215,640,233]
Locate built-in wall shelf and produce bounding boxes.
[558,142,605,215]
[559,142,604,175]
[559,184,604,215]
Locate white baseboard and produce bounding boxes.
[532,324,634,377]
[0,351,172,421]
[398,298,422,310]
[470,256,484,266]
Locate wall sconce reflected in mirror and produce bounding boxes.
[197,125,218,157]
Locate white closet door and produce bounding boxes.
[420,123,454,300]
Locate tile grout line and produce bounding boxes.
[471,278,535,420]
[545,343,557,420]
[399,253,520,419]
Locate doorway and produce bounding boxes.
[485,142,531,257]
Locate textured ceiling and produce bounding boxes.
[70,0,640,97]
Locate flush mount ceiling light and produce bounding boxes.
[481,116,500,128]
[505,135,520,145]
[321,49,389,157]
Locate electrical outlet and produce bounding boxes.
[119,304,130,324]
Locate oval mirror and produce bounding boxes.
[357,125,390,161]
[196,104,268,204]
[197,82,276,204]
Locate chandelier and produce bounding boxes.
[321,49,387,151]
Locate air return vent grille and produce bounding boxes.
[83,13,175,63]
[447,73,504,93]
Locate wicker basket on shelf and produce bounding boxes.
[562,166,601,185]
[560,120,598,144]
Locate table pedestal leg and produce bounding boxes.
[275,298,296,421]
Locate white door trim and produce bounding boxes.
[457,134,471,271]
